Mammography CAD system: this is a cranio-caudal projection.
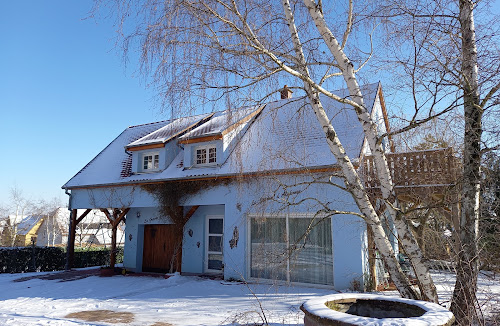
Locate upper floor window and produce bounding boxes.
[142,152,160,171]
[195,145,217,165]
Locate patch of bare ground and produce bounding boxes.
[65,309,134,324]
[150,322,175,326]
[14,269,100,283]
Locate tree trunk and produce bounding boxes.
[110,224,118,269]
[281,0,419,298]
[302,0,437,302]
[450,0,482,323]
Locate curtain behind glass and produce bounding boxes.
[250,217,287,281]
[288,217,333,285]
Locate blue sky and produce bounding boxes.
[0,1,162,207]
[0,1,498,209]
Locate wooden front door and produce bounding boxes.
[142,224,181,273]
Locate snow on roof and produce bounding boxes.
[63,83,381,188]
[179,106,262,140]
[127,113,213,148]
[15,215,43,236]
[63,120,170,188]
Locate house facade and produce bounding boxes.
[63,83,391,290]
[35,208,125,248]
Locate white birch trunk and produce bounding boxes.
[281,0,419,300]
[302,0,437,302]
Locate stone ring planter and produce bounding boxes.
[301,293,454,326]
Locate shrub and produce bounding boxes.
[0,247,124,273]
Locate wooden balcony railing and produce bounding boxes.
[361,148,460,189]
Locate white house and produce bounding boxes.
[63,83,391,289]
[35,208,125,247]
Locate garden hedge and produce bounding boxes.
[0,247,124,273]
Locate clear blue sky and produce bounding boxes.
[0,1,498,209]
[0,1,162,207]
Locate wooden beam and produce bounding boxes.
[100,208,130,269]
[76,209,91,224]
[178,134,223,144]
[100,208,113,224]
[113,208,129,228]
[221,105,265,137]
[65,209,90,270]
[126,143,165,152]
[65,209,77,270]
[184,205,200,221]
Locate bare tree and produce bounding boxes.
[31,198,64,247]
[91,0,491,301]
[369,0,500,323]
[4,187,33,247]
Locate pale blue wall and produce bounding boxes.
[68,175,367,290]
[182,205,224,274]
[123,206,173,272]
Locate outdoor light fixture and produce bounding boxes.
[136,211,141,218]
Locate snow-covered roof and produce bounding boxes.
[63,83,382,189]
[15,215,43,236]
[179,106,262,140]
[127,113,213,148]
[63,120,170,188]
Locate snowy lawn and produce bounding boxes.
[0,269,498,326]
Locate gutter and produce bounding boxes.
[64,163,346,191]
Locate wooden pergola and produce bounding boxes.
[361,148,461,288]
[65,207,129,270]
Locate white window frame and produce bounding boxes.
[205,215,224,274]
[194,145,217,166]
[140,151,160,172]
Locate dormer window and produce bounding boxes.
[141,152,160,172]
[195,145,217,165]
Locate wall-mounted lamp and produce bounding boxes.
[136,211,141,218]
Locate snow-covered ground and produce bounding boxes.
[0,269,498,326]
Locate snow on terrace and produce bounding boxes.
[0,270,498,326]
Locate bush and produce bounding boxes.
[0,247,65,273]
[74,247,124,268]
[0,247,124,273]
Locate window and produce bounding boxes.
[141,152,160,171]
[249,214,333,285]
[195,145,217,165]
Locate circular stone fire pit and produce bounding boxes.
[301,293,454,326]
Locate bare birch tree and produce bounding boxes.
[89,0,476,301]
[370,0,500,323]
[5,187,33,247]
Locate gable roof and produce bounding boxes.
[63,82,383,189]
[15,215,44,236]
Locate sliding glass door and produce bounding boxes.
[250,214,333,285]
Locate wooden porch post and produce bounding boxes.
[101,208,129,269]
[65,209,77,270]
[65,209,91,270]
